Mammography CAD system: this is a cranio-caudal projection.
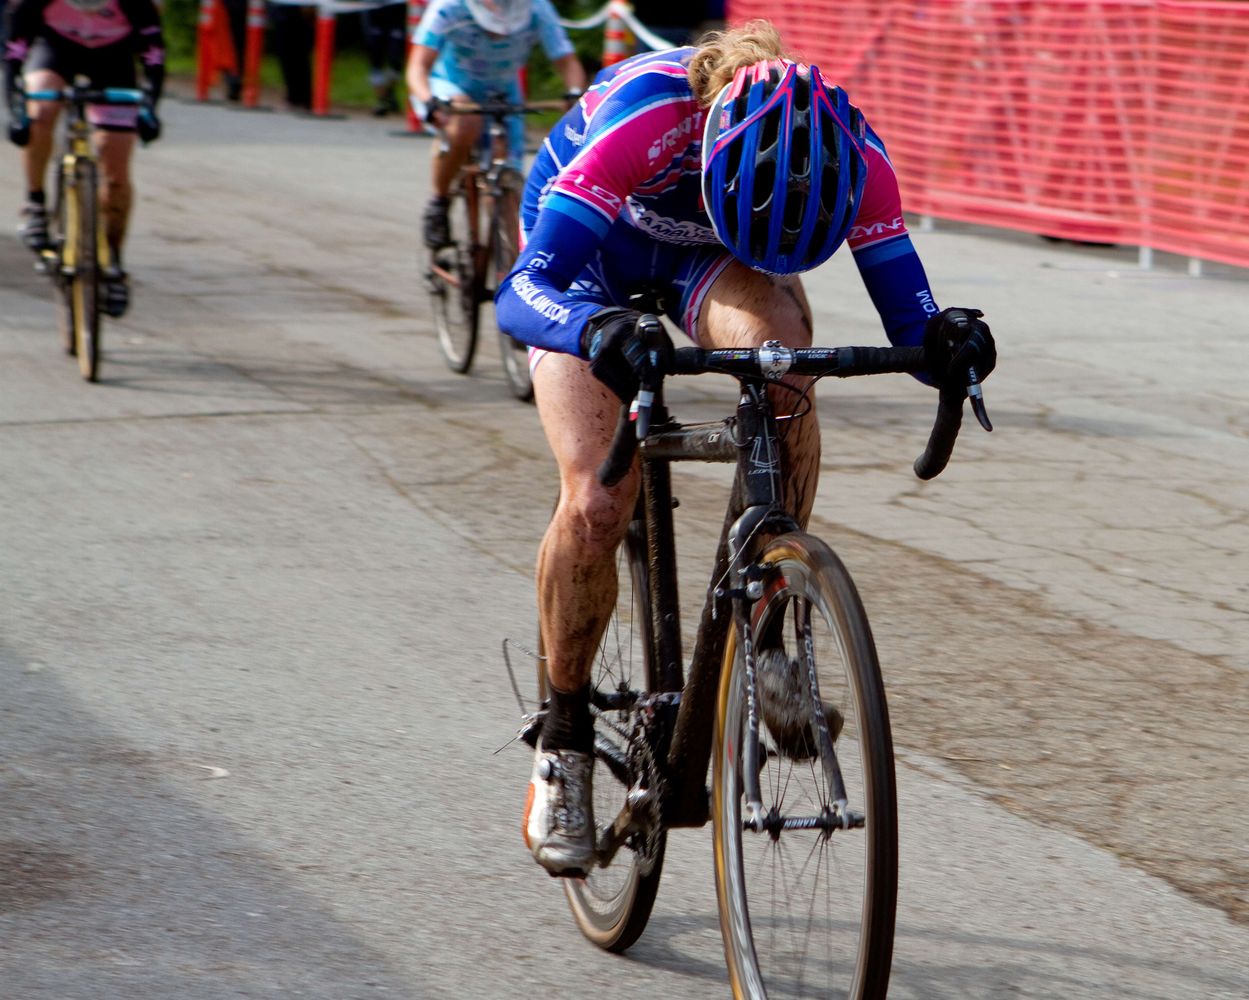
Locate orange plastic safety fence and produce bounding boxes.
[727,0,1249,268]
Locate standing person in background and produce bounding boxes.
[220,0,248,101]
[4,0,164,317]
[406,0,585,248]
[361,0,407,116]
[267,0,314,111]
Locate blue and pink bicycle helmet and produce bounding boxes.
[702,60,867,274]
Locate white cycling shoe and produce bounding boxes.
[523,742,594,877]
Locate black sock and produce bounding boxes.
[28,191,45,206]
[542,682,593,753]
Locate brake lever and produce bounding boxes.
[966,365,993,432]
[633,314,666,440]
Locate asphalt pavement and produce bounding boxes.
[1,97,1247,999]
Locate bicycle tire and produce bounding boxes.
[538,520,667,952]
[713,532,898,999]
[69,158,101,382]
[428,184,480,374]
[490,178,533,403]
[51,160,77,357]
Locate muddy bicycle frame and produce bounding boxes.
[592,339,954,842]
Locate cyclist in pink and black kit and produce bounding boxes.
[5,0,164,317]
[497,22,997,878]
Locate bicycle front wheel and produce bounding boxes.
[69,158,102,381]
[713,532,897,999]
[490,177,533,402]
[540,520,667,952]
[51,161,77,357]
[427,185,481,374]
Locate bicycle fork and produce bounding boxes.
[730,577,863,838]
[724,384,863,836]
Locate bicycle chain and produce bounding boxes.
[628,714,664,876]
[596,706,664,876]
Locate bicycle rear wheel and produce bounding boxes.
[428,184,481,373]
[539,520,667,952]
[713,532,897,999]
[68,158,103,382]
[490,177,533,402]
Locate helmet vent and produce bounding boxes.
[759,112,780,155]
[783,191,805,234]
[724,140,744,187]
[793,80,810,113]
[753,160,776,210]
[721,191,740,243]
[790,126,810,177]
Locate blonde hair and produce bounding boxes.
[686,20,790,107]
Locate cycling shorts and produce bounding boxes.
[24,36,139,131]
[429,76,525,172]
[524,216,735,373]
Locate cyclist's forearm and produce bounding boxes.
[405,45,437,106]
[552,53,586,95]
[128,0,165,100]
[495,206,604,354]
[142,60,165,105]
[496,269,601,355]
[853,233,937,350]
[4,57,23,107]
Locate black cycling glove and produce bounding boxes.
[423,95,449,127]
[136,77,162,144]
[137,107,161,144]
[923,307,996,392]
[580,308,670,404]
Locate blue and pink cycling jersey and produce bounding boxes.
[4,0,164,129]
[495,49,940,358]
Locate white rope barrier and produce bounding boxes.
[560,0,673,53]
[262,0,671,50]
[263,0,397,9]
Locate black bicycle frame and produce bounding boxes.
[633,377,801,828]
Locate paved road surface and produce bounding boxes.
[2,98,1247,998]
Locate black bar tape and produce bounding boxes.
[914,388,965,480]
[598,403,639,488]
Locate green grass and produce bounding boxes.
[167,49,388,111]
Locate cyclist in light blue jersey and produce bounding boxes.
[405,0,585,248]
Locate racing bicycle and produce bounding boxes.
[509,317,992,998]
[425,97,564,402]
[27,81,145,382]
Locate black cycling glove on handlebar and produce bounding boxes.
[423,95,449,127]
[923,307,996,392]
[580,308,670,404]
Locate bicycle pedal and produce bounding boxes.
[518,710,546,748]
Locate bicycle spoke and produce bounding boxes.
[562,525,666,952]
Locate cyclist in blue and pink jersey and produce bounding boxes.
[405,0,584,248]
[4,0,163,317]
[500,22,997,878]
